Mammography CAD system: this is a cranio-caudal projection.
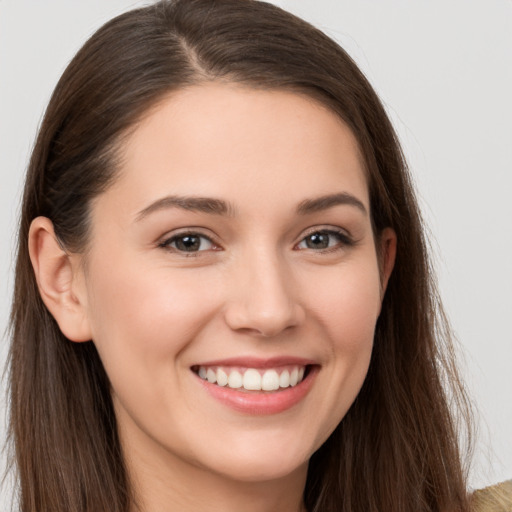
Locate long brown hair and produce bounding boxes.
[7,0,473,510]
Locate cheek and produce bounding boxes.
[83,260,225,438]
[84,258,221,372]
[302,256,381,438]
[308,257,382,351]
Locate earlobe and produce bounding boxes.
[28,217,92,342]
[379,227,397,298]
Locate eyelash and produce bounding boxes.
[158,227,354,255]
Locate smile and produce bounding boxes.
[194,365,307,392]
[191,359,318,415]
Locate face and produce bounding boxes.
[77,84,394,486]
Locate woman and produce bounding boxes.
[7,0,475,510]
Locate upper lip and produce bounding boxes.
[192,356,317,369]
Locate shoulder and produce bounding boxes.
[471,480,512,512]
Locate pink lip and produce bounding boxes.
[193,356,317,369]
[193,361,319,415]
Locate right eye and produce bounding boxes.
[159,233,216,253]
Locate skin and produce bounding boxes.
[29,84,396,512]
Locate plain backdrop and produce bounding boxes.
[1,0,511,508]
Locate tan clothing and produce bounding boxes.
[471,480,512,512]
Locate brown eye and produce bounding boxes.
[161,233,215,253]
[303,232,330,249]
[297,230,351,251]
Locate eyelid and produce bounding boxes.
[300,225,352,238]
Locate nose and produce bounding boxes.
[223,251,305,337]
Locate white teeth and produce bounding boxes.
[227,370,243,389]
[206,368,217,383]
[243,369,262,390]
[216,368,228,387]
[197,365,308,391]
[261,369,280,391]
[279,369,290,388]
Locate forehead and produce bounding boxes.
[103,83,369,217]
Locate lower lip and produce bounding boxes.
[195,367,318,415]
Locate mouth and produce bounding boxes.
[191,364,309,392]
[191,358,318,415]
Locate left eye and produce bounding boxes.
[296,230,347,250]
[161,233,214,253]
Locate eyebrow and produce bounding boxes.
[135,191,367,222]
[296,193,367,216]
[135,195,235,221]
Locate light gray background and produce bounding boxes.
[1,0,511,508]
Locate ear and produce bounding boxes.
[378,227,397,298]
[28,217,92,342]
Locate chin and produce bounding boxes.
[193,432,313,483]
[213,455,308,484]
